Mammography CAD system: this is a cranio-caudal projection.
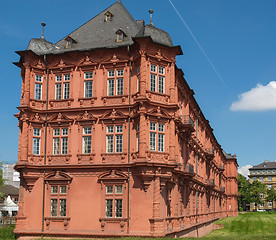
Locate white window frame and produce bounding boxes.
[53,128,68,155]
[55,74,70,100]
[82,127,92,154]
[106,125,123,153]
[84,72,93,98]
[51,185,67,217]
[105,184,123,218]
[107,69,124,96]
[35,83,42,100]
[150,122,165,152]
[150,64,165,93]
[33,128,41,155]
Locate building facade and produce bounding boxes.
[14,2,238,239]
[3,164,20,188]
[248,161,276,211]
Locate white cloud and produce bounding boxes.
[238,165,252,179]
[230,81,276,111]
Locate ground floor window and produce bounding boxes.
[105,184,123,218]
[50,185,67,217]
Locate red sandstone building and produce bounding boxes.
[14,1,238,239]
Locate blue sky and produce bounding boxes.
[1,0,276,173]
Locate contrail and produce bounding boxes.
[168,0,229,91]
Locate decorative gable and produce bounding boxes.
[48,113,73,125]
[98,170,128,182]
[99,109,128,123]
[147,106,172,120]
[45,171,72,185]
[75,111,97,124]
[48,59,75,71]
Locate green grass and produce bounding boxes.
[5,212,276,240]
[199,212,276,240]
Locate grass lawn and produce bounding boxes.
[3,212,276,240]
[197,211,276,240]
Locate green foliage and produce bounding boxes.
[0,225,16,240]
[0,161,5,200]
[266,188,276,203]
[249,180,266,205]
[238,174,250,211]
[203,212,276,239]
[238,174,267,210]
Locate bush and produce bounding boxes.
[0,225,16,240]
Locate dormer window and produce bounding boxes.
[65,36,77,48]
[116,29,126,42]
[105,11,113,22]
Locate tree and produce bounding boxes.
[248,180,267,210]
[238,174,250,211]
[0,162,5,202]
[266,188,276,209]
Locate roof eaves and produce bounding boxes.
[132,36,183,55]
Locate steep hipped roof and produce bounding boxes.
[249,161,276,170]
[26,1,174,55]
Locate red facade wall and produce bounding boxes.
[14,36,238,239]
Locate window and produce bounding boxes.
[263,170,266,174]
[273,169,276,173]
[259,177,263,182]
[149,122,165,152]
[82,127,92,154]
[35,75,43,100]
[106,125,123,153]
[117,32,124,42]
[55,74,70,99]
[257,170,260,174]
[33,128,41,155]
[268,176,272,181]
[105,11,112,22]
[259,203,264,208]
[253,177,257,181]
[267,170,270,173]
[53,128,68,155]
[268,202,273,208]
[260,193,263,199]
[252,170,255,174]
[136,123,139,152]
[268,184,272,190]
[150,64,165,93]
[84,72,93,98]
[105,185,123,218]
[51,185,67,217]
[107,69,124,96]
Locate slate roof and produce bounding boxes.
[26,1,174,55]
[249,161,276,170]
[223,151,236,159]
[0,185,19,196]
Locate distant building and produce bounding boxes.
[0,164,19,218]
[248,161,276,211]
[3,164,20,188]
[0,185,19,217]
[13,1,238,239]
